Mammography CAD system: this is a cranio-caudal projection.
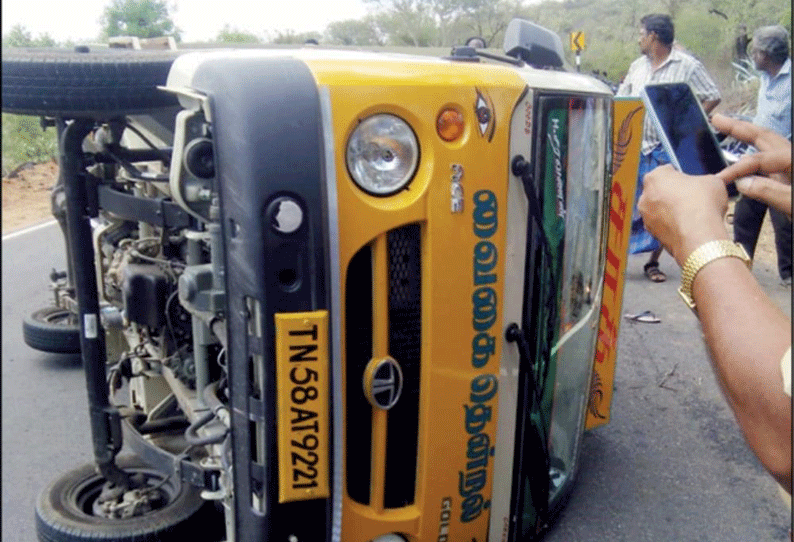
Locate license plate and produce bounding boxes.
[275,311,331,503]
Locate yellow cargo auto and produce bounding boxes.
[3,19,640,542]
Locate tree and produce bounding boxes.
[270,30,323,45]
[427,0,461,46]
[454,0,517,47]
[657,0,685,21]
[325,18,384,45]
[363,0,519,46]
[217,25,262,44]
[2,24,56,48]
[101,0,180,40]
[366,0,437,46]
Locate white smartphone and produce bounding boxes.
[641,82,738,197]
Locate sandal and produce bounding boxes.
[644,262,666,283]
[624,310,661,323]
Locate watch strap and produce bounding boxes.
[678,240,751,311]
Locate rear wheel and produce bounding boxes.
[23,305,81,354]
[2,48,181,117]
[35,455,224,542]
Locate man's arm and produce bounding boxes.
[616,75,631,96]
[639,165,792,492]
[616,58,639,97]
[689,58,722,114]
[692,253,791,492]
[702,99,720,114]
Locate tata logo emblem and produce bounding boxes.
[363,357,403,410]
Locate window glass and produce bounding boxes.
[518,94,611,537]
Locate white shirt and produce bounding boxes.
[753,58,791,139]
[617,48,722,154]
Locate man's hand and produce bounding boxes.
[640,115,792,497]
[638,165,730,265]
[711,114,791,180]
[733,177,792,220]
[711,114,792,218]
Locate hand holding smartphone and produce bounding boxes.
[641,82,738,198]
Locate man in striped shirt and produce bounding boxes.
[617,13,721,282]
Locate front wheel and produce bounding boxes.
[35,456,224,542]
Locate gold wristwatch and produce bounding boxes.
[678,240,752,311]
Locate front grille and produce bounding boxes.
[345,245,374,504]
[345,223,422,510]
[384,225,421,508]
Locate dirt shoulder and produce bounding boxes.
[2,161,58,235]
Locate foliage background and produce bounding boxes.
[1,114,57,177]
[101,0,181,40]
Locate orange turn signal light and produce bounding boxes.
[436,108,464,142]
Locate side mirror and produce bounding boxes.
[503,19,565,69]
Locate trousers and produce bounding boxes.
[733,195,792,280]
[629,145,669,255]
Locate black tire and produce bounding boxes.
[35,455,224,542]
[23,305,81,354]
[2,48,181,117]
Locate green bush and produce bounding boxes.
[1,114,58,176]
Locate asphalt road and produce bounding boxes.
[544,250,792,541]
[2,222,93,542]
[2,221,791,542]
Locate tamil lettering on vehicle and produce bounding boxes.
[275,311,330,503]
[459,190,500,523]
[460,374,498,522]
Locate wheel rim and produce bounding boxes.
[40,309,78,327]
[66,468,178,520]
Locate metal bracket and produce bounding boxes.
[121,418,221,492]
[158,86,213,123]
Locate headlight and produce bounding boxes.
[346,114,419,196]
[370,535,407,542]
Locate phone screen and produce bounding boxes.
[642,83,737,196]
[643,83,726,174]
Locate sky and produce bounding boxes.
[1,0,370,43]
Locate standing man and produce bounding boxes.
[617,14,721,282]
[732,25,792,286]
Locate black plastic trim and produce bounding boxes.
[344,245,374,505]
[61,119,129,487]
[190,55,331,542]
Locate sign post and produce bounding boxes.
[570,31,585,72]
